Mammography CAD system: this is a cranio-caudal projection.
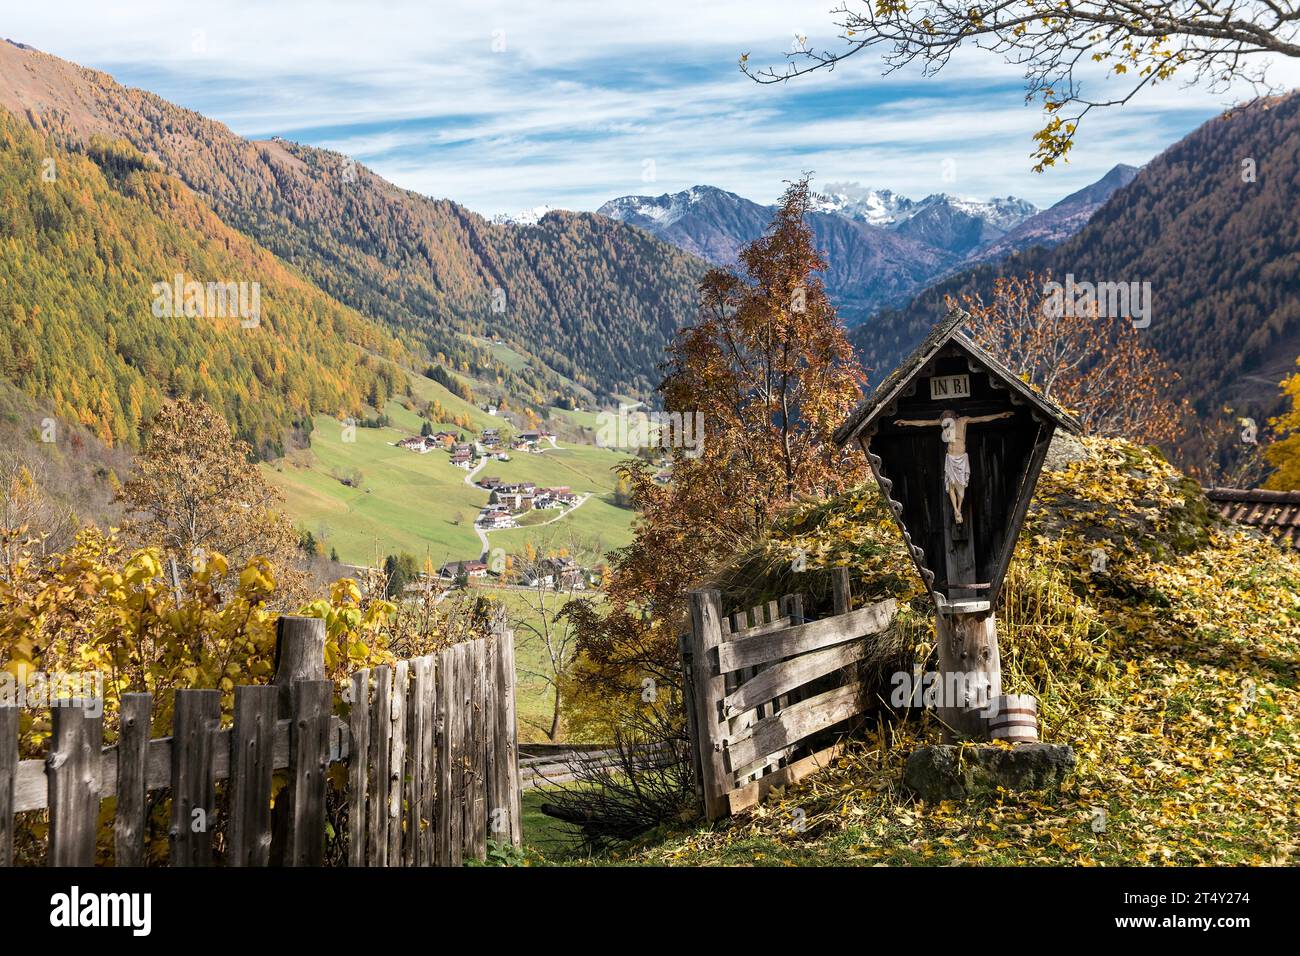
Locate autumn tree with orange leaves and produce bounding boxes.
[564,179,867,731]
[960,274,1188,447]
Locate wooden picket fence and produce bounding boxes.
[680,570,896,820]
[0,616,521,867]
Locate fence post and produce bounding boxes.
[346,669,371,867]
[687,589,731,821]
[47,700,104,866]
[0,705,17,866]
[271,615,326,865]
[114,692,152,867]
[386,660,408,864]
[832,567,851,615]
[413,657,436,865]
[367,664,392,866]
[677,633,705,811]
[274,615,327,717]
[467,639,488,862]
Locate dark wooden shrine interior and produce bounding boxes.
[863,347,1053,605]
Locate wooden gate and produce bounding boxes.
[680,571,896,820]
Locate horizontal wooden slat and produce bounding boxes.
[723,615,792,641]
[726,742,846,815]
[716,600,895,672]
[13,715,349,813]
[723,640,869,719]
[724,681,864,773]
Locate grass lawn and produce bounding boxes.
[264,412,485,566]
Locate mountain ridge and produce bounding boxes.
[0,39,709,407]
[851,98,1300,419]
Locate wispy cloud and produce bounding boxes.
[6,0,1294,214]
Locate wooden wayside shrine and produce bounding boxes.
[834,308,1078,740]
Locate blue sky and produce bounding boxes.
[6,0,1292,216]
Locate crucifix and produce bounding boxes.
[893,409,1014,526]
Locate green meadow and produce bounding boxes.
[264,375,636,569]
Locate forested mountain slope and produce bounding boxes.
[0,108,403,455]
[853,95,1300,417]
[0,40,709,406]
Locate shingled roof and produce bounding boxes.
[1205,488,1300,549]
[834,307,1080,447]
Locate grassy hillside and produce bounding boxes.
[264,392,636,568]
[265,412,485,564]
[545,437,1300,866]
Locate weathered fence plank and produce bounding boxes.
[456,642,473,863]
[367,664,391,867]
[0,705,18,866]
[229,685,277,867]
[687,589,731,820]
[413,657,436,865]
[113,692,152,867]
[346,668,370,867]
[724,641,869,719]
[47,701,104,867]
[288,679,333,867]
[497,630,522,847]
[724,681,864,773]
[435,645,455,865]
[271,615,325,865]
[170,689,220,867]
[386,659,408,864]
[468,638,488,862]
[716,599,896,672]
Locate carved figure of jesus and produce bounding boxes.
[894,409,1014,523]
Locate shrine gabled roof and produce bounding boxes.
[834,307,1081,446]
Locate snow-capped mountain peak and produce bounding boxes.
[490,204,561,226]
[812,182,917,226]
[598,185,740,230]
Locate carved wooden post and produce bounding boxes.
[935,609,1001,741]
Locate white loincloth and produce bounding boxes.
[944,453,970,493]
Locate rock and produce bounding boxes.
[903,743,1076,801]
[1043,431,1089,471]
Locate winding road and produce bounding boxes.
[459,441,591,560]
